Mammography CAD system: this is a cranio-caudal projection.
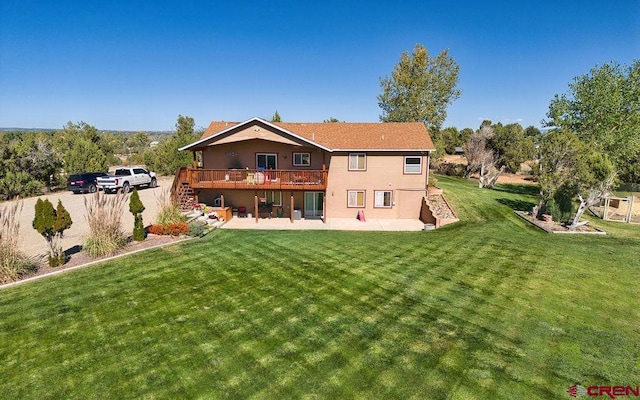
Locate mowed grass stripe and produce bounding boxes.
[0,175,638,399]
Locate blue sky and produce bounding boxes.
[1,1,638,131]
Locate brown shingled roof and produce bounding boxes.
[197,118,435,151]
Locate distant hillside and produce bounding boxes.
[0,127,173,135]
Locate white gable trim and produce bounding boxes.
[179,117,332,152]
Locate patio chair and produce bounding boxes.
[238,206,247,218]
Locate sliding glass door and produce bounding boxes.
[304,192,324,219]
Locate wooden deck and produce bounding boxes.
[183,168,328,191]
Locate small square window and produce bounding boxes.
[374,191,392,208]
[404,156,422,174]
[349,153,366,171]
[293,152,310,166]
[347,190,365,207]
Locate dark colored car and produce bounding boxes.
[66,172,109,194]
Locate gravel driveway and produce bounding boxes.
[6,177,175,257]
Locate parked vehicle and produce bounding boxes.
[97,167,157,193]
[66,172,109,194]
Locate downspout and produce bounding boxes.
[425,151,430,198]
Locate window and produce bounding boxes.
[293,152,311,166]
[347,190,365,207]
[404,156,422,174]
[256,153,277,170]
[374,191,393,208]
[262,191,282,206]
[349,153,366,171]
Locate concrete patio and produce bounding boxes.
[220,216,426,231]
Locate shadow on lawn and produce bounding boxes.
[492,183,539,196]
[497,198,536,212]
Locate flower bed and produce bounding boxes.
[147,222,190,236]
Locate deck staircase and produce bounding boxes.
[176,182,195,211]
[171,167,196,211]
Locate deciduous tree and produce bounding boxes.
[544,60,640,182]
[463,124,504,188]
[378,43,461,132]
[535,129,615,229]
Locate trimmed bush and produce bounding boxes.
[33,199,72,267]
[129,189,146,241]
[187,221,205,237]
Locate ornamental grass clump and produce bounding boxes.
[0,202,36,283]
[83,192,127,257]
[154,189,185,225]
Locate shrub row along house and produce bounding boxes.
[173,117,435,222]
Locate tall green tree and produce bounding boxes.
[378,43,461,131]
[54,121,112,173]
[535,129,615,229]
[144,115,201,175]
[64,139,109,174]
[488,123,536,173]
[271,110,282,123]
[0,131,59,199]
[544,60,640,182]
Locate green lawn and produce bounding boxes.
[1,176,638,399]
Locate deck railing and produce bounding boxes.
[184,168,327,190]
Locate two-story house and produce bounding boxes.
[174,117,434,222]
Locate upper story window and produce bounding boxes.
[349,153,366,171]
[257,153,277,170]
[404,156,422,174]
[293,152,310,167]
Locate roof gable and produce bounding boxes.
[180,118,331,152]
[181,117,435,152]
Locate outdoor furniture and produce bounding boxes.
[258,198,272,218]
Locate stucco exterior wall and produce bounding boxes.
[325,152,428,219]
[201,139,328,171]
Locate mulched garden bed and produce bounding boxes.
[514,210,606,235]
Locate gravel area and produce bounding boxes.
[5,176,174,258]
[428,194,457,220]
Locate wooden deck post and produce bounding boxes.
[290,195,294,223]
[254,195,259,223]
[220,194,225,208]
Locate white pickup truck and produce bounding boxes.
[97,167,157,194]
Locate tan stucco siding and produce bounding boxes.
[201,139,328,170]
[325,152,427,219]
